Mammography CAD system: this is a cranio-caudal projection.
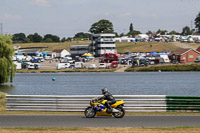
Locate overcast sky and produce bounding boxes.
[1,0,200,38]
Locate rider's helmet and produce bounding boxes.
[102,88,108,94]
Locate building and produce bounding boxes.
[135,34,149,41]
[89,34,116,57]
[17,49,40,56]
[169,48,200,62]
[114,36,136,42]
[197,46,200,52]
[70,45,89,57]
[52,49,71,58]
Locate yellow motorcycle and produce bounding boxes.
[84,97,125,118]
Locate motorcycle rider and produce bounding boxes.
[99,88,116,113]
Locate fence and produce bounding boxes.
[6,95,200,112]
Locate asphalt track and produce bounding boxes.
[0,115,200,128]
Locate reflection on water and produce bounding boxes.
[0,85,15,94]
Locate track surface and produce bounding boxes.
[0,115,200,127]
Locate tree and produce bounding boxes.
[27,33,42,42]
[32,33,43,42]
[12,33,26,43]
[129,23,134,32]
[27,34,34,42]
[146,30,153,35]
[156,29,167,35]
[43,34,60,42]
[43,38,53,43]
[182,26,192,35]
[61,37,66,42]
[89,19,114,34]
[0,35,16,83]
[126,23,141,37]
[195,12,200,33]
[127,30,141,37]
[74,32,91,40]
[168,30,177,35]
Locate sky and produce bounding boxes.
[0,0,200,38]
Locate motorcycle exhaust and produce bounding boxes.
[112,108,120,113]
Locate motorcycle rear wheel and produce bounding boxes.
[85,107,96,118]
[112,107,125,118]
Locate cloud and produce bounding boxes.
[0,13,22,20]
[30,0,51,7]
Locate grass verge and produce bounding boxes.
[125,63,200,72]
[0,92,6,111]
[16,68,116,73]
[1,111,200,116]
[0,127,200,133]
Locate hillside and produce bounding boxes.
[12,41,182,53]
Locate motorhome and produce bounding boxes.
[60,57,74,64]
[160,55,170,63]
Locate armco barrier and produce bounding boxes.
[6,95,166,112]
[6,95,200,112]
[166,96,200,112]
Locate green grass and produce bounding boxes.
[16,68,116,73]
[125,64,200,72]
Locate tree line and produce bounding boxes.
[12,12,200,43]
[12,33,63,43]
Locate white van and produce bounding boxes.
[56,63,70,70]
[14,61,22,70]
[27,63,39,69]
[75,62,84,69]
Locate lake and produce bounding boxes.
[0,72,200,96]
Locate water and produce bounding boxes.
[0,72,200,96]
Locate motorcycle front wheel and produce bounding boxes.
[112,107,125,118]
[84,107,96,118]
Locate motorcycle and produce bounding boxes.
[84,97,125,118]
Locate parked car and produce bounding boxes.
[69,65,75,68]
[31,58,41,63]
[132,59,148,67]
[194,56,200,63]
[28,63,39,69]
[99,63,107,69]
[172,60,179,64]
[110,61,118,68]
[88,64,97,69]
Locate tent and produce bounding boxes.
[150,51,158,55]
[82,53,93,56]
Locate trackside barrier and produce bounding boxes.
[166,96,200,112]
[6,95,200,112]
